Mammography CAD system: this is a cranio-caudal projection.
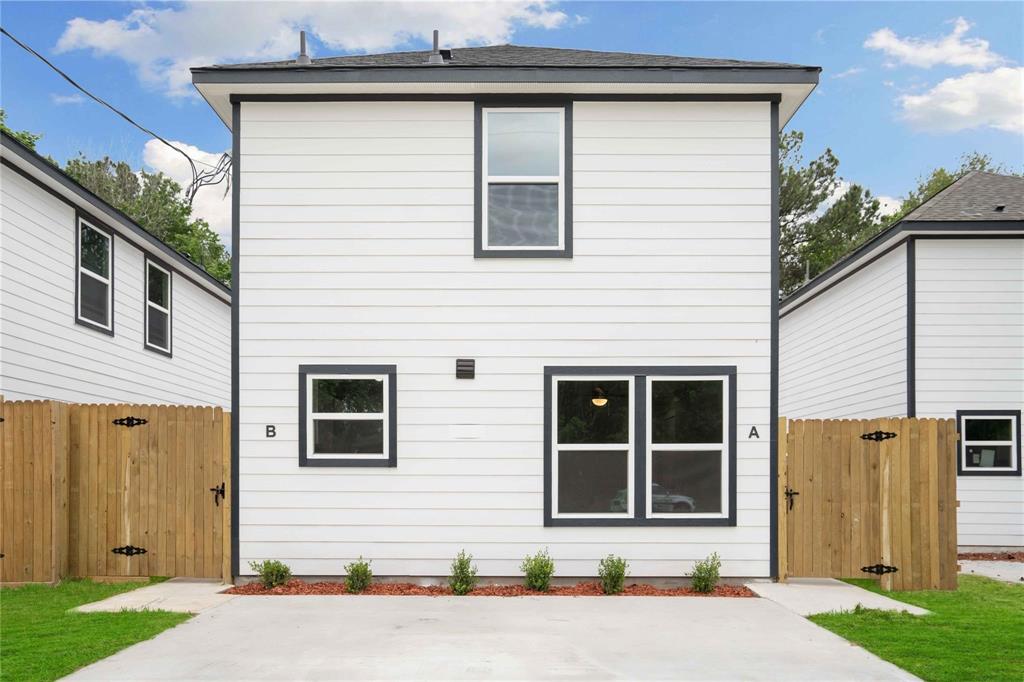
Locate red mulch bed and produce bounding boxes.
[958,551,1023,562]
[227,579,755,598]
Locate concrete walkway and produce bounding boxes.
[65,595,915,681]
[74,578,235,614]
[960,560,1024,584]
[746,578,929,616]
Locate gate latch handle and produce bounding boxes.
[210,482,225,507]
[784,486,799,511]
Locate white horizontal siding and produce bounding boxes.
[914,238,1024,548]
[0,165,230,407]
[238,99,774,577]
[780,245,908,418]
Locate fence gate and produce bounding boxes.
[777,417,958,591]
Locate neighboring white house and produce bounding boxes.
[0,132,231,408]
[780,171,1024,550]
[192,42,820,578]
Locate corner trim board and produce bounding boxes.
[230,101,240,579]
[906,238,916,417]
[769,100,780,579]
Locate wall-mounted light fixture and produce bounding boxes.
[591,386,608,408]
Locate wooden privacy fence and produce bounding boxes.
[777,417,958,591]
[1,398,230,584]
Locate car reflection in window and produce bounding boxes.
[610,484,696,514]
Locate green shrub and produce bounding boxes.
[248,559,291,589]
[344,557,373,593]
[520,548,555,592]
[449,550,479,595]
[597,555,628,595]
[689,552,721,593]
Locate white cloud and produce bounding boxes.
[54,1,570,98]
[830,67,864,80]
[143,139,232,242]
[864,17,1005,69]
[877,195,901,216]
[897,66,1024,134]
[50,93,85,105]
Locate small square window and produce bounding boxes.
[299,365,397,467]
[76,217,113,334]
[957,411,1021,476]
[145,259,172,356]
[476,105,572,258]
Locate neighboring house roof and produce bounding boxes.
[780,170,1024,316]
[197,44,815,71]
[0,131,231,302]
[902,171,1024,222]
[191,42,820,130]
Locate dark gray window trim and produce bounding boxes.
[143,255,173,358]
[1,135,231,301]
[74,210,115,337]
[298,364,398,468]
[230,101,240,579]
[543,365,737,527]
[199,67,819,86]
[474,99,573,259]
[956,410,1022,477]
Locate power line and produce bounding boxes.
[0,25,230,205]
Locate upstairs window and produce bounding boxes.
[145,259,172,355]
[298,365,397,467]
[76,217,113,334]
[957,411,1021,476]
[477,105,571,258]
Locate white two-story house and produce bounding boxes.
[192,41,819,579]
[1,132,231,407]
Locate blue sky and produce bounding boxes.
[2,1,1022,237]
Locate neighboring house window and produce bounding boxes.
[476,104,572,258]
[76,216,114,334]
[144,259,172,356]
[545,367,736,526]
[957,410,1021,476]
[298,365,397,467]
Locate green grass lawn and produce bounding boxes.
[811,575,1024,682]
[0,578,191,681]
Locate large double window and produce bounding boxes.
[76,216,114,334]
[476,104,571,258]
[545,367,736,526]
[298,365,397,467]
[957,410,1021,476]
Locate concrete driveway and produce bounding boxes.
[65,595,915,681]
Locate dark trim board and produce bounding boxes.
[955,410,1023,477]
[297,364,398,468]
[769,100,780,579]
[1,136,231,300]
[73,211,116,337]
[474,100,573,259]
[906,238,916,417]
[542,365,738,528]
[143,255,174,358]
[230,101,240,579]
[229,93,783,104]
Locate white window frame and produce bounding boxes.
[77,217,113,331]
[550,375,634,519]
[481,107,566,252]
[144,260,172,354]
[645,376,730,520]
[305,373,390,461]
[960,414,1018,473]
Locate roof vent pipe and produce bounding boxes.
[296,30,312,65]
[427,29,446,65]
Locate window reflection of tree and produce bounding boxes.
[557,380,629,444]
[314,379,383,414]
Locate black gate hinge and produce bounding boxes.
[784,486,799,510]
[861,563,898,575]
[112,545,147,556]
[860,430,897,442]
[210,482,225,506]
[112,416,148,428]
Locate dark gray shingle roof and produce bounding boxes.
[903,171,1024,222]
[198,44,817,71]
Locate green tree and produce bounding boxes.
[64,156,230,284]
[887,152,1016,222]
[0,108,42,150]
